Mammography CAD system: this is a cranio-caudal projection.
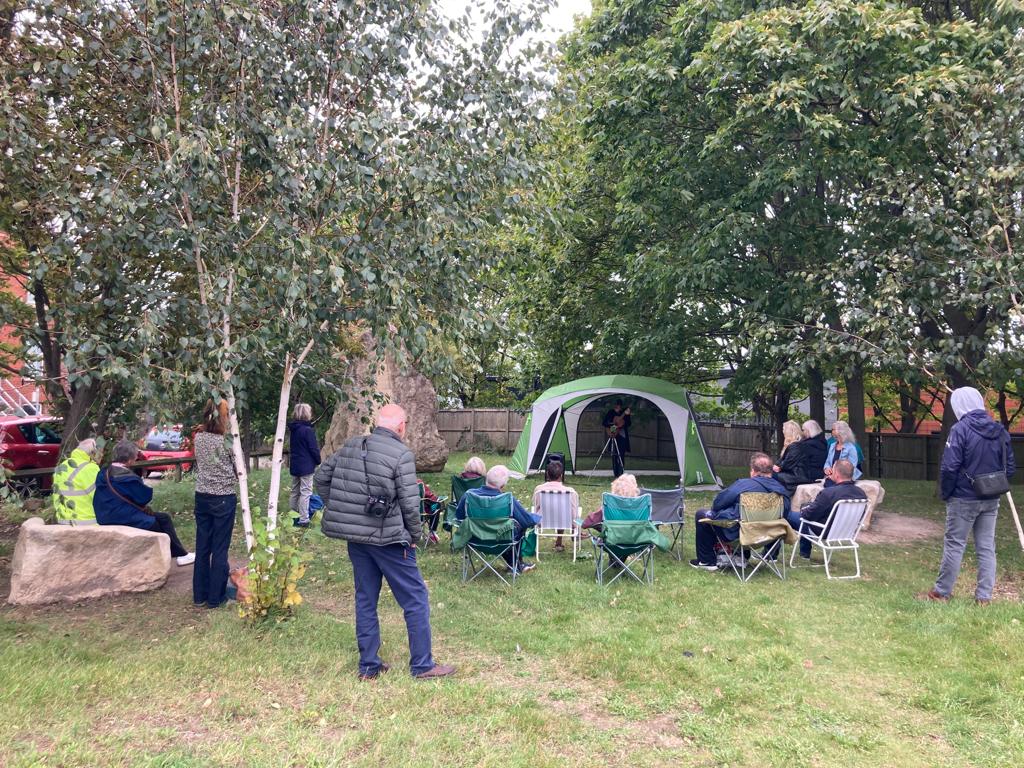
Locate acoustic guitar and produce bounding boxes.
[605,409,630,439]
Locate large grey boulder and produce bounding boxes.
[7,517,170,605]
[321,332,449,472]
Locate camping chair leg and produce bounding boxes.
[853,545,861,579]
[711,529,742,580]
[823,548,832,579]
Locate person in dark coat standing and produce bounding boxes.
[919,387,1015,605]
[288,403,321,528]
[94,440,193,566]
[788,460,867,558]
[690,452,791,571]
[315,404,455,680]
[601,400,632,477]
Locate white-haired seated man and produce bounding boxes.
[455,464,541,574]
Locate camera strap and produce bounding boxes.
[362,437,388,538]
[361,438,371,497]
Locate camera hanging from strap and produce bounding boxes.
[362,438,392,523]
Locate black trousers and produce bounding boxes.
[151,512,189,558]
[193,493,236,606]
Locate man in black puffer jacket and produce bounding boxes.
[316,404,455,680]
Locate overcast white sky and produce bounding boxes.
[436,0,592,40]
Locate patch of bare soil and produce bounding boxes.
[859,511,943,545]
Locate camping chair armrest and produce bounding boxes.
[799,519,825,532]
[698,517,737,529]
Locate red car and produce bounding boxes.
[137,425,194,477]
[0,415,63,496]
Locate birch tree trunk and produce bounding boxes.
[225,383,255,551]
[266,337,318,531]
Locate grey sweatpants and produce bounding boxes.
[934,497,999,601]
[290,473,315,522]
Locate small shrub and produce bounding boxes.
[239,511,311,625]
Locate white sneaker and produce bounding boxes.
[176,552,196,566]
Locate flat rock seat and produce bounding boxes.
[7,517,171,606]
[791,480,886,529]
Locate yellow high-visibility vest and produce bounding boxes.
[52,448,99,522]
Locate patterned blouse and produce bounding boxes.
[194,431,237,496]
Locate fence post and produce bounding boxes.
[922,436,929,481]
[470,410,476,451]
[505,409,512,452]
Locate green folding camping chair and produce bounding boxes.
[592,493,667,586]
[444,475,486,536]
[704,492,789,581]
[451,491,520,586]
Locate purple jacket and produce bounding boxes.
[941,410,1015,500]
[288,420,321,477]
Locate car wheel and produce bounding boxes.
[8,475,40,499]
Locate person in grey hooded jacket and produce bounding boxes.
[918,387,1015,605]
[315,404,455,680]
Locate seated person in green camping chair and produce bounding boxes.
[456,464,540,574]
[690,452,792,571]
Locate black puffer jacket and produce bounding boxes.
[315,427,421,545]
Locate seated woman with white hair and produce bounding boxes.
[823,420,862,486]
[800,420,828,483]
[581,473,640,530]
[455,464,541,574]
[460,456,486,480]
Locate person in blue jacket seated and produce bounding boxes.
[789,459,867,559]
[690,452,791,571]
[455,464,540,574]
[823,421,862,486]
[93,439,194,566]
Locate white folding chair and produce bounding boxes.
[532,489,580,561]
[641,487,685,560]
[789,499,869,579]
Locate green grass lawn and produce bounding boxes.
[1,452,1023,767]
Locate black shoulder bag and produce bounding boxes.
[969,437,1010,499]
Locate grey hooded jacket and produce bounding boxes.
[315,427,421,546]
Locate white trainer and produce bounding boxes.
[176,552,196,566]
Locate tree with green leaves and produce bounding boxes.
[3,0,552,545]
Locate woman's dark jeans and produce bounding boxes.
[193,492,237,607]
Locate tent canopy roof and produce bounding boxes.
[534,375,691,409]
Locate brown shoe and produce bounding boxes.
[359,663,390,681]
[915,590,949,603]
[975,598,992,606]
[415,664,456,680]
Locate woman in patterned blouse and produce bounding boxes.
[192,400,238,608]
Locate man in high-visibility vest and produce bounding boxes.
[53,438,101,525]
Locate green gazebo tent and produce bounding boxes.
[508,375,720,487]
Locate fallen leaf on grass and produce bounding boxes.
[202,698,213,708]
[270,702,281,710]
[802,659,814,669]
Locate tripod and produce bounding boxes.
[592,434,624,476]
